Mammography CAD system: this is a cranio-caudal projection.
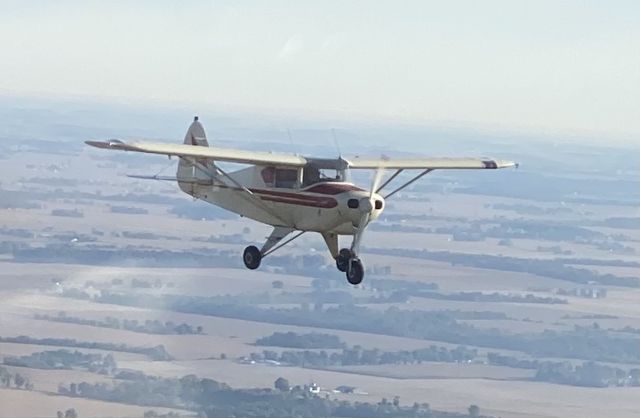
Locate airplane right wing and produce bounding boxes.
[346,156,517,170]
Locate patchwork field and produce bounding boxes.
[1,121,638,418]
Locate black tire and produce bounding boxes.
[346,259,364,285]
[335,248,352,272]
[243,245,262,270]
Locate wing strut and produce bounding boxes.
[213,164,289,225]
[261,229,305,258]
[375,169,404,194]
[383,169,433,200]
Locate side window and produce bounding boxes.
[275,169,297,188]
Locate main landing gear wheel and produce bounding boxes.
[336,248,352,272]
[346,258,364,285]
[243,245,262,270]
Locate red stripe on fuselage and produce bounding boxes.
[209,184,342,209]
[259,195,337,208]
[304,183,365,195]
[250,188,339,208]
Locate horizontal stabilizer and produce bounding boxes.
[126,174,179,181]
[126,174,213,185]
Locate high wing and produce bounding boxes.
[346,156,516,170]
[85,139,308,167]
[85,139,516,170]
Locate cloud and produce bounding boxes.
[278,35,305,60]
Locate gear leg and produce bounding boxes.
[321,232,339,259]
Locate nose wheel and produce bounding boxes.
[243,245,262,270]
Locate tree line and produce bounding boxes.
[3,349,117,375]
[412,291,566,305]
[365,248,639,287]
[83,292,640,365]
[0,366,34,390]
[488,352,640,388]
[58,372,493,418]
[0,335,172,361]
[34,312,204,335]
[250,344,477,368]
[255,332,345,349]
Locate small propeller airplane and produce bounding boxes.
[86,117,517,285]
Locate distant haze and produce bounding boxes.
[0,1,638,141]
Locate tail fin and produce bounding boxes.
[183,116,209,147]
[177,116,213,195]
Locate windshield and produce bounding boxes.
[302,166,344,187]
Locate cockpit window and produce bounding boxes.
[302,166,342,187]
[262,166,343,188]
[261,167,298,189]
[275,168,297,188]
[303,166,320,186]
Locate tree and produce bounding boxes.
[0,367,11,387]
[468,404,480,417]
[57,411,64,418]
[64,408,78,418]
[274,377,290,392]
[14,373,25,389]
[392,396,400,407]
[272,280,284,289]
[102,354,117,374]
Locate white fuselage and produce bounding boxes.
[179,164,384,235]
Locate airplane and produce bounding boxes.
[86,117,517,285]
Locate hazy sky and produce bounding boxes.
[0,1,638,139]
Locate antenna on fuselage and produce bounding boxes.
[331,128,342,159]
[331,128,349,182]
[287,128,299,156]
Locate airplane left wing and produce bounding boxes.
[85,140,308,167]
[86,140,516,170]
[346,156,517,170]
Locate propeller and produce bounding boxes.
[350,165,385,255]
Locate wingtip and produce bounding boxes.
[500,160,519,169]
[85,139,126,149]
[85,140,108,148]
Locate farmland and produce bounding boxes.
[1,102,639,417]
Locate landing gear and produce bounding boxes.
[335,248,352,272]
[346,258,364,285]
[243,229,365,285]
[243,245,262,270]
[242,227,305,270]
[335,248,364,285]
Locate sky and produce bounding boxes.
[0,0,638,140]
